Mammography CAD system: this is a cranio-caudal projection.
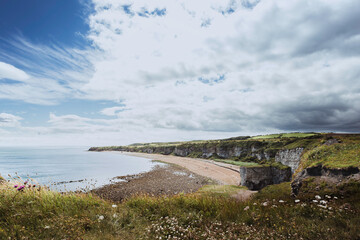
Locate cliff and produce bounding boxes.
[90,133,360,193]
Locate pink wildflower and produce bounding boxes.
[17,185,25,191]
[14,185,18,188]
[24,181,28,185]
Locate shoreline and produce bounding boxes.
[92,151,257,202]
[92,164,216,202]
[116,151,241,185]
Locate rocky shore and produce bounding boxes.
[92,164,216,202]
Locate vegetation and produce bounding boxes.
[301,141,360,169]
[212,159,261,167]
[90,132,360,173]
[0,178,359,239]
[250,132,318,139]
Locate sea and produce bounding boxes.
[0,147,159,191]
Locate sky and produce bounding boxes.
[0,0,359,146]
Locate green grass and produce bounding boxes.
[301,142,360,169]
[1,178,359,239]
[196,185,247,197]
[212,159,261,167]
[250,132,318,139]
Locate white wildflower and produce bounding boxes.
[112,204,117,208]
[325,195,331,199]
[312,200,318,203]
[262,202,268,207]
[334,196,338,199]
[244,206,250,211]
[295,199,300,203]
[315,195,321,200]
[320,200,327,205]
[44,226,50,229]
[113,213,118,218]
[279,200,285,203]
[318,204,327,209]
[98,215,104,221]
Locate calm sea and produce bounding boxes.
[0,147,159,191]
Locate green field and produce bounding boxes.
[250,132,318,139]
[0,179,359,239]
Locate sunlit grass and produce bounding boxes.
[301,141,360,169]
[0,178,359,239]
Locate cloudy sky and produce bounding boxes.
[0,0,359,146]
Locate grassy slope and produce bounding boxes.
[301,136,360,169]
[0,180,359,239]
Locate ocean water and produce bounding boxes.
[0,147,159,191]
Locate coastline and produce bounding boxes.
[92,164,216,202]
[92,152,257,202]
[119,152,241,185]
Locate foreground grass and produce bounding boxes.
[0,179,359,240]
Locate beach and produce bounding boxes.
[93,152,256,202]
[123,152,241,185]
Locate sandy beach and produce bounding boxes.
[123,152,241,185]
[92,152,257,202]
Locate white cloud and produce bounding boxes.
[1,0,360,146]
[0,62,29,81]
[79,0,360,136]
[0,113,22,127]
[100,106,128,116]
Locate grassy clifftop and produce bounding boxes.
[90,132,360,171]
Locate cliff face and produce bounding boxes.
[131,144,279,161]
[91,143,304,190]
[275,148,304,173]
[291,165,360,196]
[240,166,292,190]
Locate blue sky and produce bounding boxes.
[0,0,89,46]
[0,0,359,146]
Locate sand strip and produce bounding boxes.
[122,152,241,186]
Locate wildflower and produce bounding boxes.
[312,200,318,203]
[253,203,257,205]
[24,180,28,185]
[244,206,250,211]
[301,203,307,207]
[14,185,18,188]
[113,213,118,218]
[325,195,331,199]
[334,196,338,199]
[320,200,327,205]
[17,185,25,191]
[44,226,50,229]
[98,215,104,221]
[279,200,285,203]
[112,204,117,208]
[315,195,321,200]
[318,204,327,209]
[262,202,268,207]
